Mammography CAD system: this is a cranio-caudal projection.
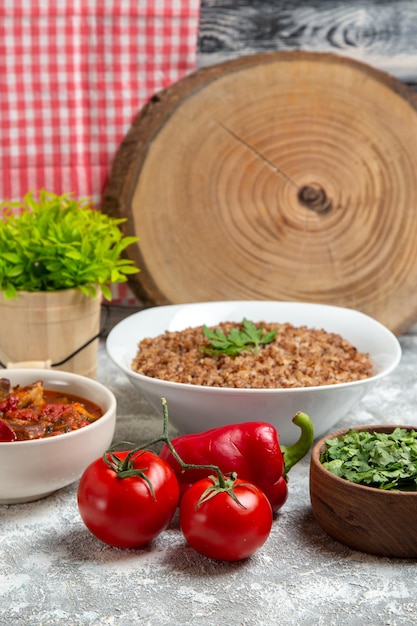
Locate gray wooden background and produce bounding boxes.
[197,0,417,90]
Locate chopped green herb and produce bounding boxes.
[320,428,417,491]
[200,318,278,357]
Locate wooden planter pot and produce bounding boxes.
[0,289,102,378]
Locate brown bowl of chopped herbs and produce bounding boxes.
[310,425,417,558]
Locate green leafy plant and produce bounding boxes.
[0,190,139,300]
[201,318,278,356]
[321,428,417,491]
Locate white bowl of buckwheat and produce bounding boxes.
[106,301,401,445]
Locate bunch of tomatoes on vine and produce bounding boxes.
[77,398,313,562]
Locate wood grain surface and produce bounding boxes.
[102,51,417,334]
[198,0,417,84]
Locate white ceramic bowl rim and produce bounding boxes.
[107,300,402,393]
[0,368,117,447]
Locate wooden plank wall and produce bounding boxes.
[197,0,417,90]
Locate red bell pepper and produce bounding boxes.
[159,412,314,513]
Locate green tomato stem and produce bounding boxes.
[106,398,228,489]
[159,398,228,488]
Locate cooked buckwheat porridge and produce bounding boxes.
[131,321,373,389]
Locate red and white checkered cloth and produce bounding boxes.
[0,0,200,303]
[0,0,200,203]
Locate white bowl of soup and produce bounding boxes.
[0,369,116,504]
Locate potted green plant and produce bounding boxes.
[0,189,139,377]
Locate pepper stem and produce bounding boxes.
[280,411,314,476]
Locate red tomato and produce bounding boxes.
[179,476,273,561]
[77,450,179,548]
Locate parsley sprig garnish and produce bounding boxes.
[200,318,277,357]
[321,428,417,491]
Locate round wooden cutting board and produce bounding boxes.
[102,51,417,335]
